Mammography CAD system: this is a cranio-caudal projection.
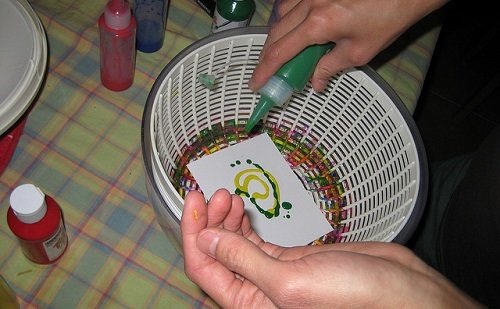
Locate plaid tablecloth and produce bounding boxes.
[0,0,440,307]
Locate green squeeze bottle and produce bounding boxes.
[212,0,255,33]
[245,43,335,132]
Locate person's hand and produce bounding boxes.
[181,189,480,308]
[249,0,448,92]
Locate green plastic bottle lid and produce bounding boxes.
[216,0,255,21]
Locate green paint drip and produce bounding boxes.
[232,159,292,219]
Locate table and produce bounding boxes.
[0,0,440,307]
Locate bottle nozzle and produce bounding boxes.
[246,75,293,132]
[245,96,276,132]
[104,0,131,30]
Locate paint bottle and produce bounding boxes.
[245,43,335,132]
[7,184,68,265]
[134,0,169,53]
[211,0,255,33]
[99,0,136,91]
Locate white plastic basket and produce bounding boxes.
[142,27,428,251]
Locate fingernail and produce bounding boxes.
[197,230,219,257]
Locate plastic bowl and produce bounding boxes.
[141,27,428,252]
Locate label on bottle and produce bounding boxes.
[43,220,68,261]
[212,10,249,33]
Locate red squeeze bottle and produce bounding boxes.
[99,0,136,91]
[7,184,68,265]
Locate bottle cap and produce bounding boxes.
[10,184,47,224]
[104,0,131,30]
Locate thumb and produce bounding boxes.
[197,228,283,292]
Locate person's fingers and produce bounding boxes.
[188,228,277,307]
[249,1,313,91]
[275,0,302,19]
[250,30,325,92]
[310,36,386,91]
[182,191,255,305]
[250,35,305,91]
[250,2,336,92]
[181,190,208,239]
[264,0,309,47]
[205,190,264,245]
[221,194,245,232]
[197,228,288,297]
[206,188,233,228]
[194,188,259,243]
[277,241,431,274]
[181,190,213,278]
[310,42,355,91]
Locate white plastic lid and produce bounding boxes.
[10,184,47,224]
[104,0,131,30]
[0,0,47,135]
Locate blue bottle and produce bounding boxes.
[134,0,169,53]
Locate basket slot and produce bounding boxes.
[184,52,203,138]
[172,64,190,153]
[346,194,413,241]
[341,133,414,197]
[346,159,416,212]
[333,107,393,175]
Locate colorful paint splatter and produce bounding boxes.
[231,159,293,219]
[172,120,348,244]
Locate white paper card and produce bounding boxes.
[187,133,333,247]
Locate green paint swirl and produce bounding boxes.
[232,159,292,219]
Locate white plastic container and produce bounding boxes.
[0,0,47,135]
[141,28,428,252]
